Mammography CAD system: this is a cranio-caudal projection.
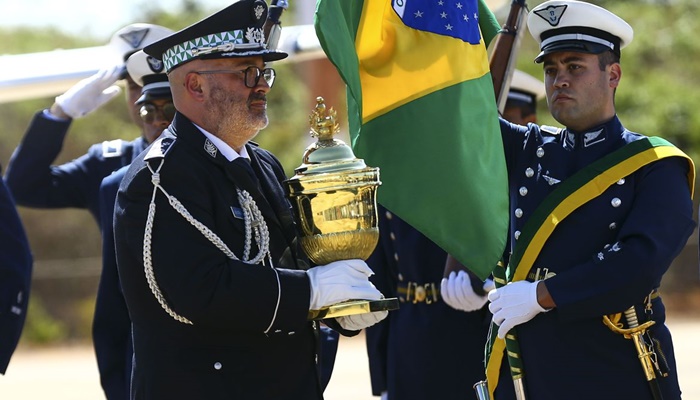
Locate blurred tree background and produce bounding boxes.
[0,0,698,346]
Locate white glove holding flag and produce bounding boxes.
[441,270,495,312]
[488,280,548,339]
[55,64,123,118]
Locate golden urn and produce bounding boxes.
[286,97,381,265]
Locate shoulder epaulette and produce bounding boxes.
[102,139,125,158]
[144,137,176,161]
[540,125,562,136]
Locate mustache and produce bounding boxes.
[248,93,267,104]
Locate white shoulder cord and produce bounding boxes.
[143,159,281,333]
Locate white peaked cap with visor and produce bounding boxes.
[527,0,633,63]
[126,50,171,104]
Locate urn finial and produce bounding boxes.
[309,96,340,141]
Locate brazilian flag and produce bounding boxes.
[314,0,508,279]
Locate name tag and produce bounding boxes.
[230,206,244,220]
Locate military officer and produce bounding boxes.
[0,176,33,375]
[366,72,545,400]
[447,1,695,399]
[4,23,173,228]
[113,2,387,399]
[95,49,174,400]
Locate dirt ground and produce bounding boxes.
[1,316,699,400]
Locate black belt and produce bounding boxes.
[397,282,440,304]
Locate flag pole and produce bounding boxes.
[476,1,530,399]
[488,0,529,113]
[264,0,288,51]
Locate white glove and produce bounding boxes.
[336,308,388,331]
[380,391,388,400]
[55,64,123,118]
[440,270,495,312]
[307,259,383,310]
[488,280,548,339]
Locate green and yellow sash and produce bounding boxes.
[485,137,695,398]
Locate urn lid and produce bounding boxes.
[294,97,369,174]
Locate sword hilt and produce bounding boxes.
[603,306,664,400]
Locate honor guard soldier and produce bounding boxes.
[0,177,33,375]
[113,1,387,399]
[443,1,695,399]
[4,23,173,228]
[95,49,174,400]
[366,71,544,400]
[3,23,173,400]
[502,69,545,126]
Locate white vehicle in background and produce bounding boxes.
[0,0,508,104]
[0,24,325,104]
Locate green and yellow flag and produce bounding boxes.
[314,0,508,279]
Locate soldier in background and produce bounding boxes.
[366,70,545,400]
[0,175,33,375]
[3,23,173,399]
[4,23,172,228]
[501,69,544,126]
[96,49,174,400]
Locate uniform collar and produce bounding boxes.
[562,115,623,150]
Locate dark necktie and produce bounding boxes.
[231,157,260,188]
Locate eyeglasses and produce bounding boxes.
[139,102,176,124]
[193,66,276,88]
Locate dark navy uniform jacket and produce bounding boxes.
[97,166,133,400]
[494,116,694,400]
[4,110,146,398]
[114,112,352,400]
[366,206,491,400]
[4,110,147,228]
[0,178,33,374]
[100,164,340,398]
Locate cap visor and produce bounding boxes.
[137,88,172,104]
[534,41,610,63]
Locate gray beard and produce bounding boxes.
[206,86,268,147]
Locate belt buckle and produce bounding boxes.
[413,284,426,303]
[408,282,438,304]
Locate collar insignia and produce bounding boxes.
[565,131,576,149]
[204,139,218,158]
[583,128,606,147]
